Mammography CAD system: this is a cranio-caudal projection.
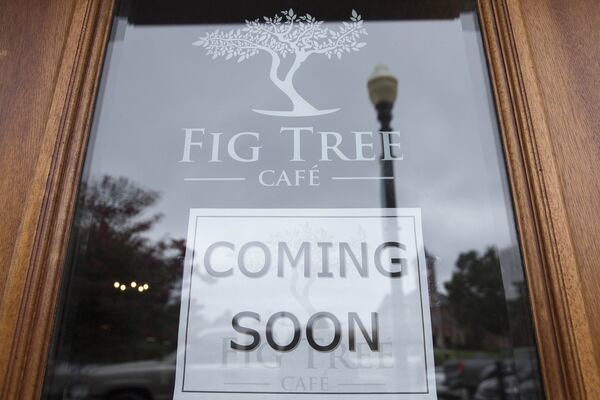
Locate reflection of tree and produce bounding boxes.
[444,248,509,350]
[506,280,536,347]
[58,176,183,363]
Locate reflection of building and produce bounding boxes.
[426,250,466,348]
[431,295,467,348]
[498,246,525,300]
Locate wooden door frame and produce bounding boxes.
[477,1,599,398]
[0,0,598,399]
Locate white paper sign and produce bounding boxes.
[175,208,436,399]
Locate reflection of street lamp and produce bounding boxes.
[368,64,398,208]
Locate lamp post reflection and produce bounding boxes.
[367,64,403,278]
[368,64,398,209]
[368,65,412,390]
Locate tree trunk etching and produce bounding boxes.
[256,51,337,116]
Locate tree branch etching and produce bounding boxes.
[193,9,367,117]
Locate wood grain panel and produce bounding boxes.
[0,0,115,398]
[0,0,75,302]
[517,0,600,370]
[479,0,600,398]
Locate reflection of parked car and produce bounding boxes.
[68,353,176,400]
[434,366,458,399]
[474,361,518,400]
[444,354,495,396]
[474,360,541,400]
[48,326,284,399]
[436,363,490,400]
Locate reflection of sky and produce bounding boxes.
[85,11,522,290]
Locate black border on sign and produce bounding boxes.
[181,214,430,395]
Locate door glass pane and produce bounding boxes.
[42,1,545,399]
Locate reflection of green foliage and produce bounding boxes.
[59,176,183,363]
[506,280,536,347]
[444,248,509,349]
[434,348,500,366]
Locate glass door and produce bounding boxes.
[41,1,545,399]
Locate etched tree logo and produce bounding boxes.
[193,9,367,117]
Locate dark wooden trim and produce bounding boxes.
[0,1,115,399]
[478,0,600,398]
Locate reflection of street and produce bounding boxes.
[45,350,540,400]
[47,354,176,400]
[435,352,541,400]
